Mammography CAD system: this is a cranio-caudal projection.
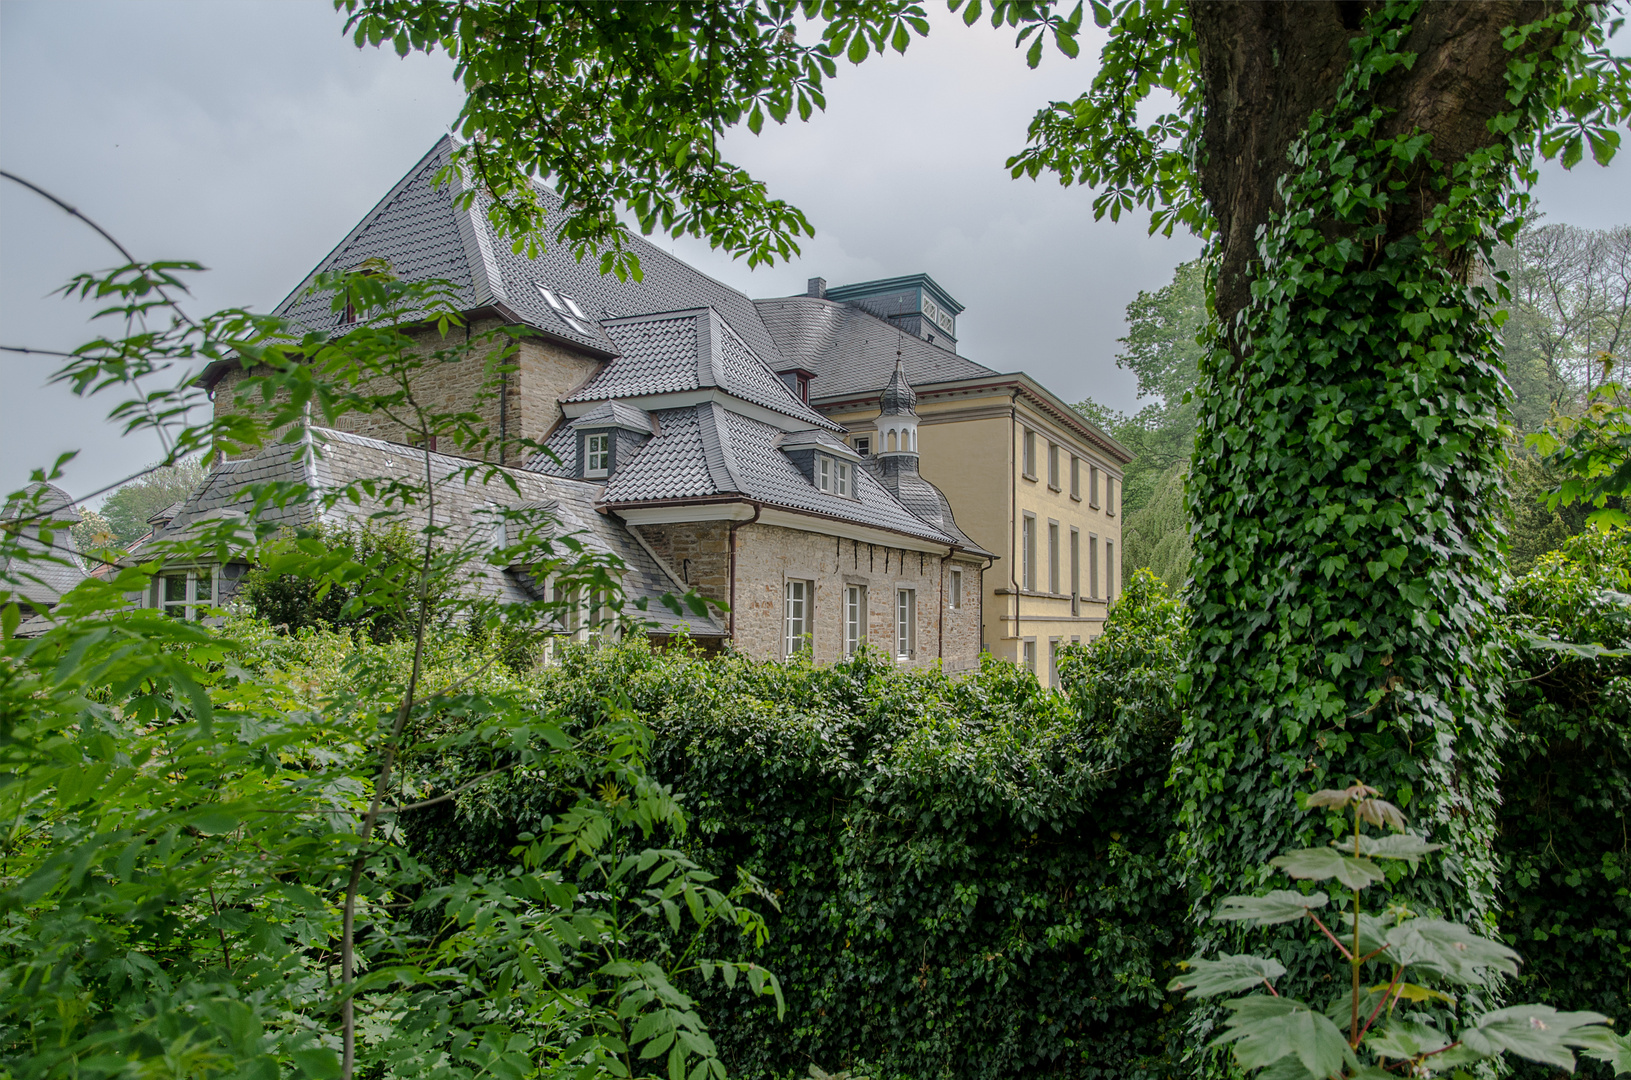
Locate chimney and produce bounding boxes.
[806,277,827,299]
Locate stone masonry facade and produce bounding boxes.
[730,522,982,671]
[212,319,600,465]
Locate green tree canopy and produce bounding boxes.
[96,458,208,544]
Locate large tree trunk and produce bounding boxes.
[1176,0,1572,963]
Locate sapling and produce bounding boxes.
[1168,783,1631,1078]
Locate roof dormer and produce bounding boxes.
[568,402,654,481]
[823,273,963,349]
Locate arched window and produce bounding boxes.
[888,430,898,452]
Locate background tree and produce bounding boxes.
[94,457,209,544]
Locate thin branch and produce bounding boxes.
[1357,964,1406,1045]
[0,169,198,329]
[1,345,78,358]
[1305,910,1355,962]
[382,764,520,815]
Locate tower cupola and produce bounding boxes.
[876,358,920,459]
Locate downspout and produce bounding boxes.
[938,549,948,661]
[727,502,763,646]
[1010,390,1020,655]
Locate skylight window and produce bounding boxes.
[535,283,597,336]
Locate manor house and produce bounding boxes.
[161,137,1126,676]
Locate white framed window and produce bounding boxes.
[1022,638,1037,673]
[585,432,611,477]
[159,568,214,620]
[1048,521,1060,594]
[816,454,852,496]
[784,579,812,656]
[854,435,871,456]
[1070,528,1080,599]
[1022,513,1037,591]
[1070,455,1081,500]
[894,588,916,659]
[1048,443,1060,490]
[1022,429,1037,478]
[551,581,582,637]
[845,584,866,654]
[949,568,962,610]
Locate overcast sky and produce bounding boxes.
[3,1,1625,502]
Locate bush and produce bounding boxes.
[410,573,1191,1080]
[1501,527,1631,1078]
[237,520,420,642]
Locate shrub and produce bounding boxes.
[237,520,420,641]
[411,573,1192,1080]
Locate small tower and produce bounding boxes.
[877,357,919,458]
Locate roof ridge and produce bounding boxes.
[271,136,461,318]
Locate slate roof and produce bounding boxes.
[197,136,786,386]
[1,483,88,611]
[565,309,839,430]
[753,295,998,401]
[532,402,990,553]
[150,429,722,636]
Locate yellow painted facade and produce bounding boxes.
[821,377,1129,684]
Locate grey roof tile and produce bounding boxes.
[753,295,998,401]
[151,429,722,635]
[0,483,87,608]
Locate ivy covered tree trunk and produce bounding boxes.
[1176,0,1576,942]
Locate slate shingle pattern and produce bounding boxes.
[152,429,721,635]
[753,296,998,400]
[0,483,88,609]
[599,408,722,501]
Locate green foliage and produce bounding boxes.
[0,243,757,1080]
[1500,528,1631,1077]
[1176,2,1591,984]
[238,519,422,642]
[1530,381,1631,529]
[95,458,209,544]
[1171,783,1631,1079]
[1119,465,1190,590]
[413,572,1191,1080]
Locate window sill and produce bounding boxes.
[1069,494,1082,502]
[1021,473,1038,483]
[1048,484,1061,493]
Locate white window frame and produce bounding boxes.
[784,579,812,656]
[584,432,611,477]
[159,567,215,621]
[815,454,853,496]
[1049,636,1062,687]
[1022,513,1037,592]
[949,568,962,610]
[1048,521,1060,595]
[854,435,871,457]
[1022,637,1037,673]
[845,584,866,655]
[894,588,916,660]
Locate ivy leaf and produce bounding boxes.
[1210,996,1358,1075]
[1167,952,1286,998]
[1212,889,1330,925]
[1365,1019,1452,1060]
[1270,847,1386,889]
[1461,1005,1613,1069]
[1384,919,1520,985]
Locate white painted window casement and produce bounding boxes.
[1022,637,1037,673]
[844,584,866,655]
[816,454,852,496]
[894,588,916,660]
[160,568,215,620]
[948,568,962,610]
[1022,513,1037,591]
[585,432,611,478]
[785,579,812,656]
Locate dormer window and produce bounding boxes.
[584,432,611,478]
[816,454,852,496]
[536,284,597,336]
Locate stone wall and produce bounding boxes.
[730,523,983,672]
[211,319,602,465]
[629,522,733,609]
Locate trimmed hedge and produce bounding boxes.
[411,570,1190,1080]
